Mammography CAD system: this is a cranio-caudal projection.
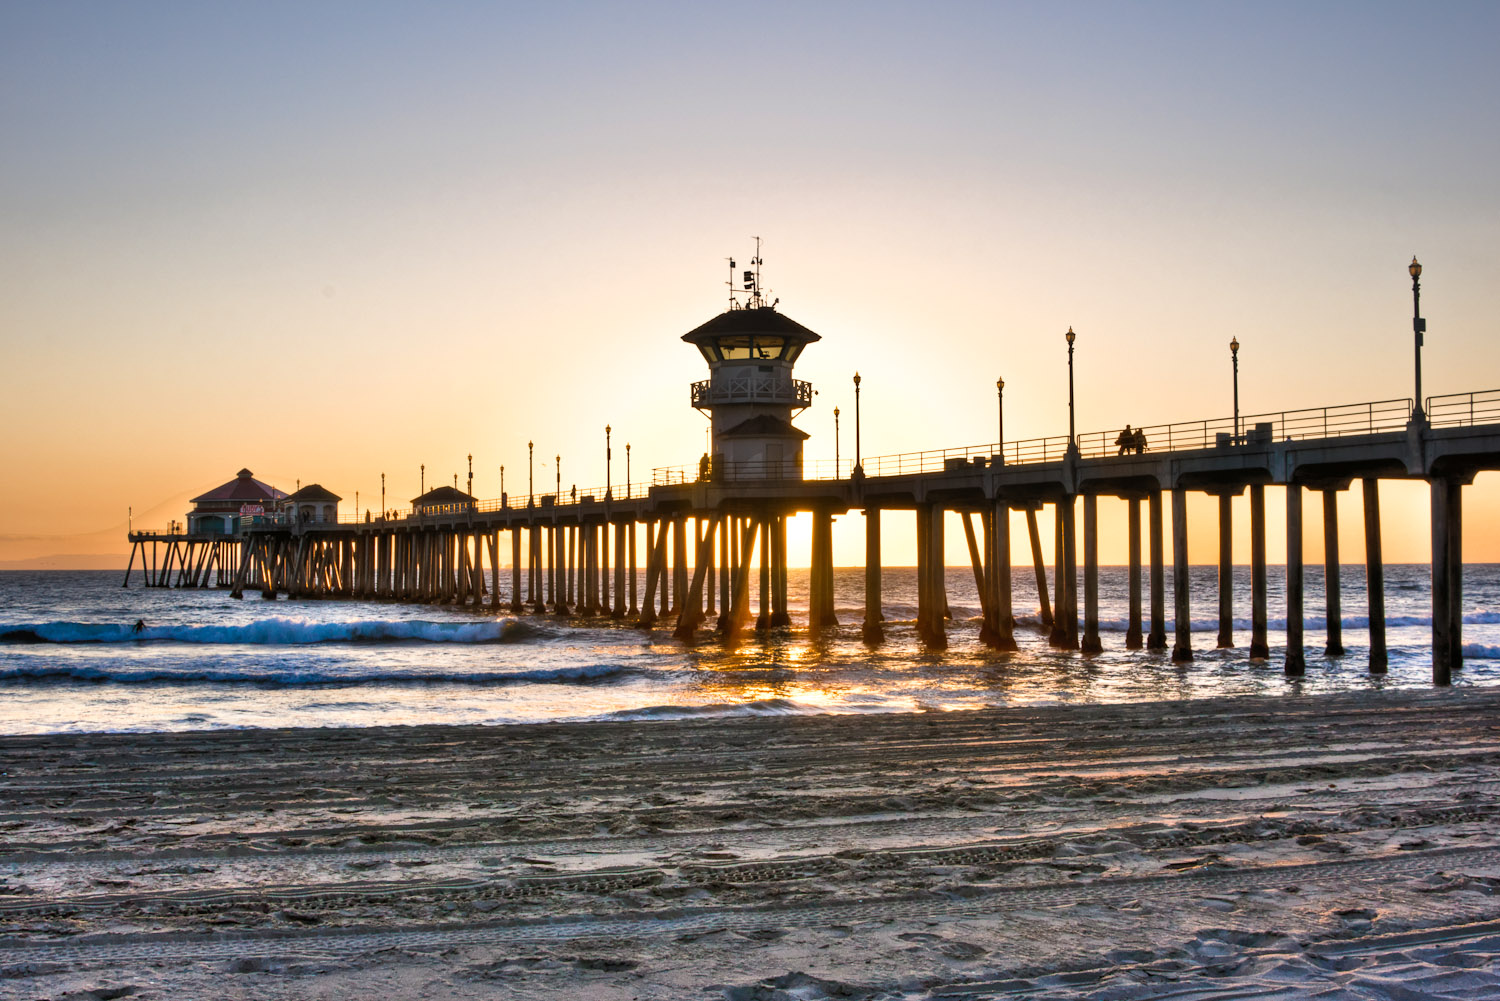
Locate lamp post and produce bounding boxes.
[380,473,385,518]
[996,376,1005,461]
[555,455,561,498]
[467,454,473,496]
[420,464,424,495]
[852,372,863,475]
[1230,337,1240,442]
[500,465,505,505]
[626,443,631,496]
[528,441,534,503]
[1065,327,1077,450]
[833,406,841,477]
[1411,256,1425,422]
[605,425,612,497]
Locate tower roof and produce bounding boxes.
[285,483,341,503]
[190,469,288,506]
[411,485,474,506]
[681,306,821,347]
[719,415,811,440]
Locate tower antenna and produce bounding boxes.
[726,256,737,309]
[751,236,764,309]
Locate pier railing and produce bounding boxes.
[1427,389,1500,428]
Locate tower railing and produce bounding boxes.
[691,377,813,408]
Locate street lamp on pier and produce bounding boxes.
[500,466,505,504]
[833,406,841,477]
[605,425,612,497]
[626,443,631,496]
[380,473,385,519]
[420,464,425,495]
[1065,327,1077,451]
[1411,256,1426,422]
[1230,337,1240,442]
[852,372,863,475]
[555,455,561,499]
[467,454,473,496]
[528,441,534,503]
[996,376,1005,462]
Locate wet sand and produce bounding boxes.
[2,688,1500,1000]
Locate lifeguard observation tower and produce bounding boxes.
[683,244,819,481]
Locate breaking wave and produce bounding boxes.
[0,617,544,646]
[0,661,632,687]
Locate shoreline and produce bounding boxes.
[4,688,1500,998]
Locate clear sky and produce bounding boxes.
[2,1,1497,567]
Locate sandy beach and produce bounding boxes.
[3,688,1500,1000]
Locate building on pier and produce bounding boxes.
[284,484,341,524]
[187,468,288,535]
[412,485,476,518]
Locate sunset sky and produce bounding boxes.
[2,1,1497,568]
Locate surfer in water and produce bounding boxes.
[132,619,146,636]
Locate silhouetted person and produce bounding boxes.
[1116,425,1134,456]
[1132,428,1148,454]
[132,619,146,635]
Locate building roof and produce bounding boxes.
[285,483,341,503]
[681,306,822,347]
[190,469,289,506]
[411,485,474,506]
[719,414,811,440]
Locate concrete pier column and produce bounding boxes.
[1430,477,1463,685]
[1048,505,1068,647]
[1323,489,1344,656]
[915,504,946,648]
[1126,497,1143,649]
[809,507,838,629]
[1147,490,1167,650]
[717,514,731,626]
[1217,494,1234,649]
[992,501,1018,650]
[1026,508,1052,628]
[863,507,884,643]
[511,529,523,613]
[1171,487,1193,662]
[1082,494,1102,653]
[627,521,637,615]
[1362,478,1387,672]
[672,515,688,616]
[1286,484,1306,676]
[1250,485,1269,658]
[757,516,771,630]
[774,515,791,626]
[613,522,626,617]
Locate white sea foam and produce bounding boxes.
[0,617,539,645]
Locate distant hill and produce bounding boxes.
[0,554,130,571]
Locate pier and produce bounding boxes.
[125,264,1500,686]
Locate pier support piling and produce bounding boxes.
[1147,490,1167,651]
[1286,484,1306,676]
[1250,484,1269,659]
[1126,497,1143,649]
[1430,477,1463,685]
[1362,478,1387,673]
[1171,487,1193,662]
[1323,488,1344,656]
[1217,494,1234,649]
[1081,494,1102,653]
[863,508,883,643]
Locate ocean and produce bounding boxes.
[1,565,1496,735]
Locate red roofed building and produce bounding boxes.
[187,469,288,535]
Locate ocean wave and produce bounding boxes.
[1461,644,1500,660]
[0,617,544,646]
[0,661,632,687]
[598,697,826,722]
